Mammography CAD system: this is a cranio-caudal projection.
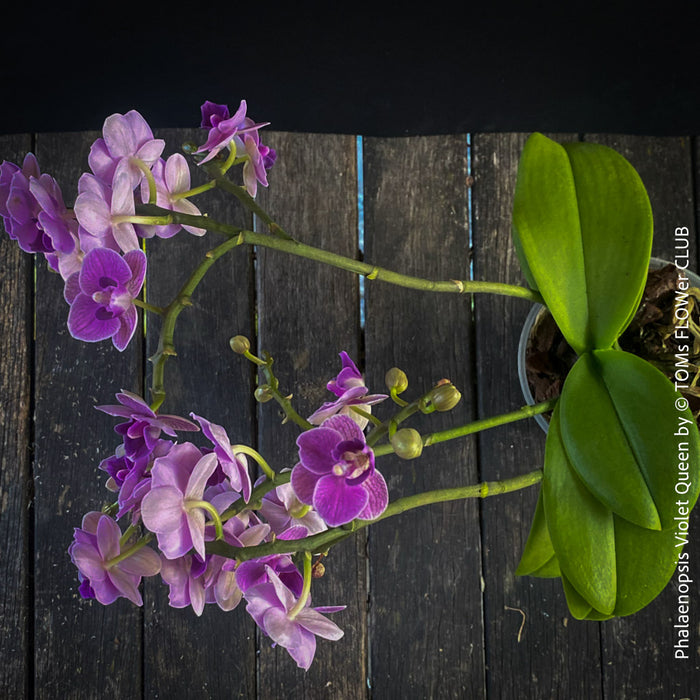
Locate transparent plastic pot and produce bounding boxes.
[517,258,700,433]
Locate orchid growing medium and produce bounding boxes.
[3,101,698,670]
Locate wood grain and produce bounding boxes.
[0,133,33,698]
[472,133,603,699]
[33,131,144,698]
[363,134,484,698]
[143,128,257,699]
[1,129,698,699]
[255,131,368,698]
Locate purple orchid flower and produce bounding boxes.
[74,161,140,253]
[159,514,270,616]
[195,99,269,165]
[0,154,38,219]
[99,438,172,522]
[202,516,271,613]
[138,154,206,238]
[1,154,43,250]
[259,476,327,538]
[29,173,78,256]
[68,511,161,606]
[291,414,389,527]
[88,109,165,188]
[0,153,82,278]
[64,246,146,351]
[244,565,344,671]
[140,443,219,560]
[200,100,231,129]
[236,554,304,598]
[307,351,387,429]
[191,413,252,502]
[96,390,198,461]
[160,551,209,615]
[240,123,277,197]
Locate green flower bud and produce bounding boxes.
[428,382,462,412]
[385,367,409,393]
[230,335,251,354]
[254,385,274,403]
[390,428,424,459]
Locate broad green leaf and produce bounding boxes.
[561,574,593,620]
[561,518,680,619]
[611,513,679,617]
[512,133,652,353]
[543,399,694,619]
[559,350,700,530]
[543,406,616,614]
[515,488,560,578]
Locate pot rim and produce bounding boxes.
[516,257,700,434]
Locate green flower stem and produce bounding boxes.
[118,523,138,548]
[372,398,558,457]
[206,468,544,562]
[350,406,383,427]
[243,349,267,367]
[220,148,240,175]
[212,178,291,239]
[133,298,165,315]
[149,235,242,411]
[112,215,173,226]
[232,444,276,481]
[219,471,292,523]
[134,205,543,303]
[390,388,410,407]
[287,552,313,620]
[171,180,217,201]
[233,228,542,301]
[188,500,224,540]
[105,533,154,569]
[131,157,158,204]
[366,394,424,447]
[255,353,314,431]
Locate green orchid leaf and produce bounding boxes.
[560,573,593,620]
[516,488,560,578]
[611,513,679,617]
[543,401,695,619]
[581,607,614,622]
[512,133,652,354]
[559,350,700,530]
[543,405,617,614]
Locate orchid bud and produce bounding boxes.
[428,382,462,412]
[255,385,274,403]
[230,335,250,354]
[312,560,326,578]
[391,428,424,459]
[385,367,408,394]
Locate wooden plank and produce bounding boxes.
[33,132,144,697]
[0,133,33,698]
[472,133,604,699]
[255,132,368,697]
[143,128,257,699]
[589,134,700,699]
[363,135,484,697]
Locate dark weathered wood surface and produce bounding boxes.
[0,133,32,698]
[0,130,698,699]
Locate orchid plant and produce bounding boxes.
[2,102,698,670]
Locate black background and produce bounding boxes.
[1,3,699,136]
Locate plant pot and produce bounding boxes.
[518,257,700,433]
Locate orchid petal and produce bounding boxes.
[357,470,389,521]
[313,474,368,527]
[68,294,121,342]
[297,427,342,474]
